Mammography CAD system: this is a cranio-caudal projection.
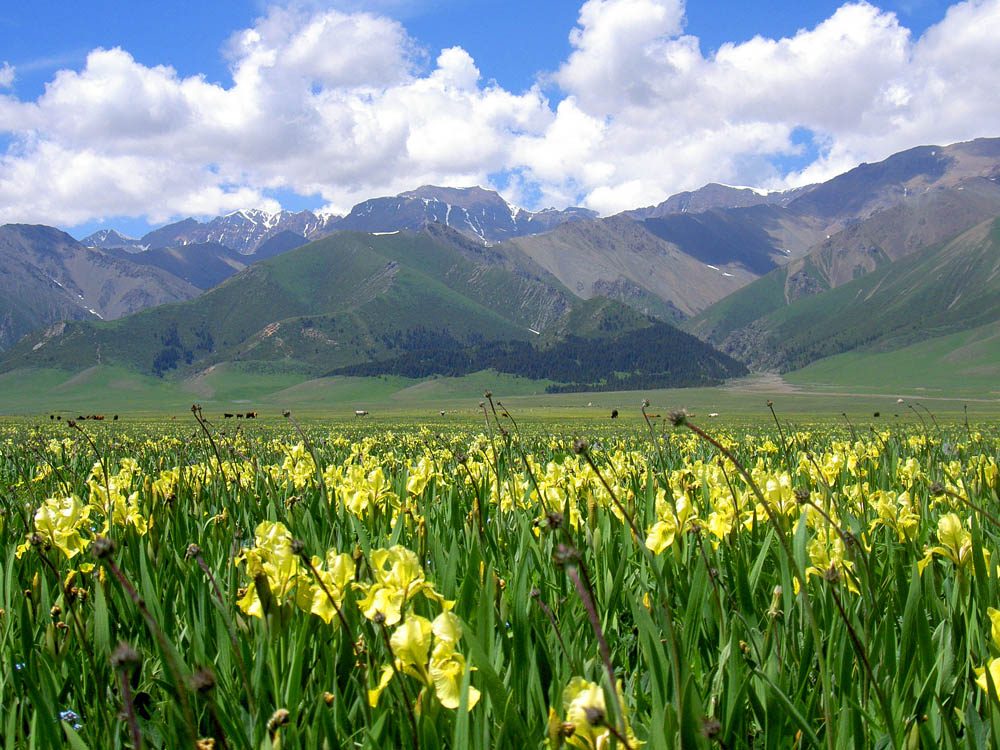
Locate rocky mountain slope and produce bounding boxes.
[0,225,200,350]
[84,186,597,253]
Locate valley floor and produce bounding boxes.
[2,365,997,422]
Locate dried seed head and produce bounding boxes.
[29,533,44,548]
[552,543,580,567]
[824,563,842,584]
[930,481,945,496]
[583,706,605,727]
[91,536,115,560]
[185,544,202,560]
[189,668,216,693]
[290,538,306,555]
[546,511,564,530]
[572,438,589,455]
[794,488,810,504]
[373,612,386,625]
[700,717,722,740]
[668,410,688,427]
[282,409,291,418]
[111,642,141,671]
[323,692,335,706]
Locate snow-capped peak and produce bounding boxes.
[716,183,773,196]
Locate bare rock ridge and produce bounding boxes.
[83,186,599,254]
[0,224,199,350]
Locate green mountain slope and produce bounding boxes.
[785,318,1000,396]
[685,180,1000,345]
[0,228,641,378]
[720,216,1000,372]
[330,321,748,392]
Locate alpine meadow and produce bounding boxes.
[3,0,1000,747]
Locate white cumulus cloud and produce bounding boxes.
[0,0,998,225]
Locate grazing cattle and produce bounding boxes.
[245,411,257,419]
[708,413,719,418]
[610,409,618,419]
[236,413,244,419]
[223,413,234,418]
[355,410,369,417]
[440,411,445,417]
[113,415,118,421]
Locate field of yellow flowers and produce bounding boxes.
[4,402,1000,748]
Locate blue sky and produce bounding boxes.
[1,1,954,95]
[0,0,995,238]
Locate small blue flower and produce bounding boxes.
[58,709,83,730]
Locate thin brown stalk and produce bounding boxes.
[189,547,255,713]
[564,561,632,750]
[828,581,899,749]
[98,541,197,742]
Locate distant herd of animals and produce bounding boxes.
[41,407,709,422]
[50,414,117,421]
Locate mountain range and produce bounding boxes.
[2,136,1000,393]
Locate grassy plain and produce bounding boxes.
[3,359,998,426]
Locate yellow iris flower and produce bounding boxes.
[368,612,480,711]
[555,677,641,749]
[917,513,988,575]
[15,495,91,560]
[355,545,451,626]
[975,608,1000,697]
[236,520,303,619]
